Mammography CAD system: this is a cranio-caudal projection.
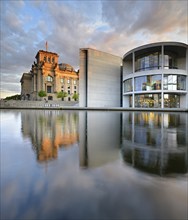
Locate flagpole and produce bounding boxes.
[45,41,48,51]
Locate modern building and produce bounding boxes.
[122,42,188,109]
[79,48,122,107]
[20,50,79,101]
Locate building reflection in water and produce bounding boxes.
[21,110,79,162]
[79,111,121,168]
[121,112,188,176]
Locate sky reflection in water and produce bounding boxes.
[1,110,187,220]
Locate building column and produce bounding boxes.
[186,48,188,109]
[33,74,36,92]
[132,52,135,108]
[161,45,164,108]
[54,73,56,93]
[132,52,135,73]
[37,69,41,92]
[132,77,135,108]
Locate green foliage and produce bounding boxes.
[72,93,79,101]
[57,91,67,100]
[4,94,21,100]
[38,90,47,97]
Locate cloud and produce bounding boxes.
[101,0,187,42]
[0,0,187,98]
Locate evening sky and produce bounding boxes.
[0,0,187,98]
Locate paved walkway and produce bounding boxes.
[0,100,187,112]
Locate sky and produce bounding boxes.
[0,0,187,98]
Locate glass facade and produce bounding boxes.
[124,74,186,108]
[135,94,161,108]
[135,75,161,91]
[163,75,186,90]
[135,51,177,72]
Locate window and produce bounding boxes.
[67,79,70,84]
[46,76,53,82]
[135,94,161,108]
[74,86,77,90]
[68,90,70,95]
[124,79,132,92]
[74,80,77,85]
[163,51,177,69]
[60,78,64,83]
[177,75,186,90]
[47,86,52,93]
[44,56,47,62]
[134,75,161,91]
[164,94,180,108]
[163,75,185,90]
[52,57,55,63]
[135,51,162,72]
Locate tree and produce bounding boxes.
[57,91,67,101]
[72,93,79,101]
[38,90,47,99]
[4,94,21,100]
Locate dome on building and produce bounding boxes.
[59,63,75,72]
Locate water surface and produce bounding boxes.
[1,110,187,220]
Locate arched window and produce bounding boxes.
[46,75,53,82]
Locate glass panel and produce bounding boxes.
[135,75,161,91]
[135,51,161,72]
[135,94,161,108]
[164,94,180,108]
[135,76,146,91]
[151,75,161,90]
[129,95,132,107]
[47,76,53,82]
[177,75,186,90]
[47,86,52,93]
[163,75,185,91]
[163,51,177,69]
[124,79,132,92]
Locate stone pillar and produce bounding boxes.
[37,68,41,92]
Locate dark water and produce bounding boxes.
[1,110,187,220]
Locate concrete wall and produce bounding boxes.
[0,100,79,109]
[79,48,122,107]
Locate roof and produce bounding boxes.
[123,41,188,59]
[59,63,75,72]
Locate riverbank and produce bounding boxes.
[0,100,188,112]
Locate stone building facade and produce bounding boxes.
[20,50,79,101]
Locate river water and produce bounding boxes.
[1,110,187,220]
